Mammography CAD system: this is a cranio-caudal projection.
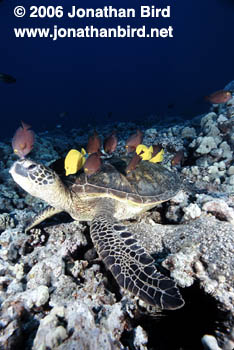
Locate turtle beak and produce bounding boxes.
[9,159,28,178]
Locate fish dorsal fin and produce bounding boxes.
[21,121,31,130]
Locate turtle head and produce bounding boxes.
[9,158,66,207]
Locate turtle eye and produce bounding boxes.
[28,164,37,170]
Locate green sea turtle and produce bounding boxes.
[9,156,184,312]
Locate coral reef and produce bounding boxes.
[0,82,234,349]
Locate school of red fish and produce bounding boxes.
[11,87,232,175]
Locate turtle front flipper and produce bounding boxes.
[90,214,184,311]
[25,206,62,233]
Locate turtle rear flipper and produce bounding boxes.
[25,206,62,233]
[90,214,184,311]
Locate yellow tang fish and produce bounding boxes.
[150,149,164,163]
[64,148,86,176]
[136,144,153,160]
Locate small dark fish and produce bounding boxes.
[171,150,184,167]
[59,112,68,119]
[84,153,101,176]
[125,129,143,153]
[0,73,16,84]
[167,103,175,109]
[104,131,118,154]
[151,144,163,157]
[205,90,232,104]
[87,130,101,154]
[126,153,142,173]
[12,121,35,158]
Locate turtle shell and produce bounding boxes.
[65,156,181,205]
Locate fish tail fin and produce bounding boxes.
[21,120,31,129]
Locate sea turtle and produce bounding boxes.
[9,156,184,312]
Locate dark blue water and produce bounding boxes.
[1,0,234,138]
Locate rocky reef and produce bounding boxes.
[0,82,234,350]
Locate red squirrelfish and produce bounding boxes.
[126,153,142,173]
[104,131,118,154]
[171,150,184,166]
[125,129,143,153]
[205,90,232,104]
[12,121,35,158]
[87,131,101,154]
[84,153,102,176]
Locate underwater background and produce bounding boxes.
[1,1,234,350]
[1,0,234,137]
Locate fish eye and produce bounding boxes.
[28,164,37,170]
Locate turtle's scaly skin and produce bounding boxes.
[9,157,184,312]
[91,206,184,310]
